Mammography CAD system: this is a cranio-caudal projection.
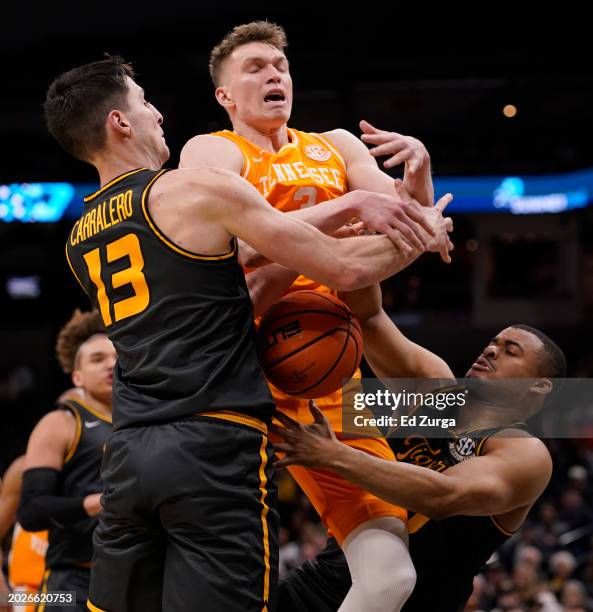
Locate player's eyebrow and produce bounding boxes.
[490,337,524,353]
[242,55,287,65]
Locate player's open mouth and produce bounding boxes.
[471,357,492,372]
[264,91,286,104]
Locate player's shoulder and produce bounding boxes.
[33,408,76,436]
[179,132,243,171]
[484,430,552,471]
[321,128,356,144]
[149,167,251,220]
[321,128,367,159]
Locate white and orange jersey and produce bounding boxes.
[8,522,48,591]
[212,128,348,295]
[213,127,364,432]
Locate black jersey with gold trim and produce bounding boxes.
[389,424,527,612]
[45,399,112,569]
[65,168,275,429]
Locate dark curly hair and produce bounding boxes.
[56,309,106,374]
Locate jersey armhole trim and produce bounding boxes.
[490,515,517,536]
[65,399,112,424]
[63,406,82,464]
[65,242,84,291]
[141,169,237,262]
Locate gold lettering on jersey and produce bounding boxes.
[396,436,448,472]
[269,162,346,191]
[70,189,134,246]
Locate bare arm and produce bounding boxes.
[339,284,453,378]
[21,411,101,525]
[217,171,450,291]
[272,404,552,520]
[169,168,445,291]
[180,133,441,267]
[0,456,24,538]
[246,265,299,317]
[325,127,434,207]
[179,134,244,173]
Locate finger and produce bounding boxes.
[268,423,291,439]
[435,193,454,212]
[361,132,403,145]
[447,237,455,251]
[273,443,293,453]
[390,219,425,250]
[272,410,301,430]
[359,119,381,135]
[386,229,414,254]
[440,245,452,264]
[274,457,296,469]
[408,156,422,175]
[367,141,407,157]
[309,400,326,423]
[383,149,413,168]
[401,203,436,237]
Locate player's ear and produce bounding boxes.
[530,377,553,396]
[215,86,234,109]
[71,369,84,389]
[107,109,132,137]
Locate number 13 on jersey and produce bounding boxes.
[82,233,150,326]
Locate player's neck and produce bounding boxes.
[232,120,290,153]
[93,148,162,187]
[80,391,113,419]
[456,398,523,433]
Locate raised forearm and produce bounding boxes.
[247,265,299,317]
[340,234,422,290]
[404,165,434,209]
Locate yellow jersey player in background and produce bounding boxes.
[181,21,453,612]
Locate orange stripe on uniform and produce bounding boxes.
[197,411,267,435]
[87,600,108,612]
[258,435,271,609]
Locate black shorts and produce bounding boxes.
[88,414,278,612]
[37,566,90,612]
[279,537,349,612]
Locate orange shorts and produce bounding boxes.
[286,437,407,544]
[271,380,407,545]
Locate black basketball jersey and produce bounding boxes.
[45,399,112,569]
[389,424,527,612]
[65,168,275,429]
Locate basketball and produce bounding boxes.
[257,291,363,399]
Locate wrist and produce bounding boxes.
[326,440,356,473]
[341,190,366,220]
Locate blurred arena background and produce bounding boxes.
[0,5,591,610]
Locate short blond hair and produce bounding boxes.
[209,21,288,86]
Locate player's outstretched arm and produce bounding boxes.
[194,168,434,291]
[179,133,442,264]
[272,403,552,520]
[339,284,453,379]
[325,126,434,208]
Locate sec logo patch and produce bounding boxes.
[305,144,331,162]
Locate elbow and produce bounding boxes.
[18,504,48,532]
[423,498,454,520]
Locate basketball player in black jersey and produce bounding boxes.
[18,310,113,611]
[43,57,452,612]
[271,286,566,612]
